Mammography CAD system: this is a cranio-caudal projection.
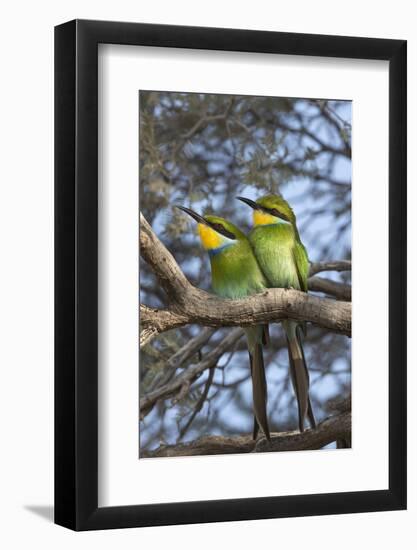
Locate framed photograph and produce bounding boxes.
[55,19,406,530]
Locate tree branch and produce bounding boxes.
[140,411,351,457]
[139,214,352,345]
[274,119,351,159]
[140,213,189,301]
[308,276,351,301]
[178,366,215,440]
[140,328,243,417]
[308,260,351,277]
[140,305,188,348]
[145,327,217,393]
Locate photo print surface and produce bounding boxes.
[139,91,351,458]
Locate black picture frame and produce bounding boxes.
[55,19,407,531]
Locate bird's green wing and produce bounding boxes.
[292,240,309,292]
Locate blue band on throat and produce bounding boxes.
[208,242,234,257]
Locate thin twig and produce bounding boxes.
[140,328,243,417]
[179,367,215,440]
[309,260,351,277]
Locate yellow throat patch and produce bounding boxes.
[253,210,278,226]
[197,223,223,250]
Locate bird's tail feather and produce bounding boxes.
[284,321,315,432]
[246,327,270,441]
[298,325,316,430]
[262,324,270,346]
[253,416,260,440]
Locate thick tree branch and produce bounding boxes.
[140,411,351,457]
[255,411,351,453]
[140,305,188,348]
[140,213,190,301]
[140,214,351,343]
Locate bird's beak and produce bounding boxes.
[236,196,261,210]
[175,205,209,225]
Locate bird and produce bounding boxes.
[236,194,316,433]
[176,205,271,441]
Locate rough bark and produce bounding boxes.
[140,411,351,457]
[139,213,352,346]
[308,276,351,301]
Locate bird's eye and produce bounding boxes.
[271,208,290,222]
[212,223,235,240]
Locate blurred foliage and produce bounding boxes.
[139,91,351,452]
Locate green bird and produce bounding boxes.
[176,205,271,441]
[236,194,316,433]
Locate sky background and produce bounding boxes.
[139,92,351,453]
